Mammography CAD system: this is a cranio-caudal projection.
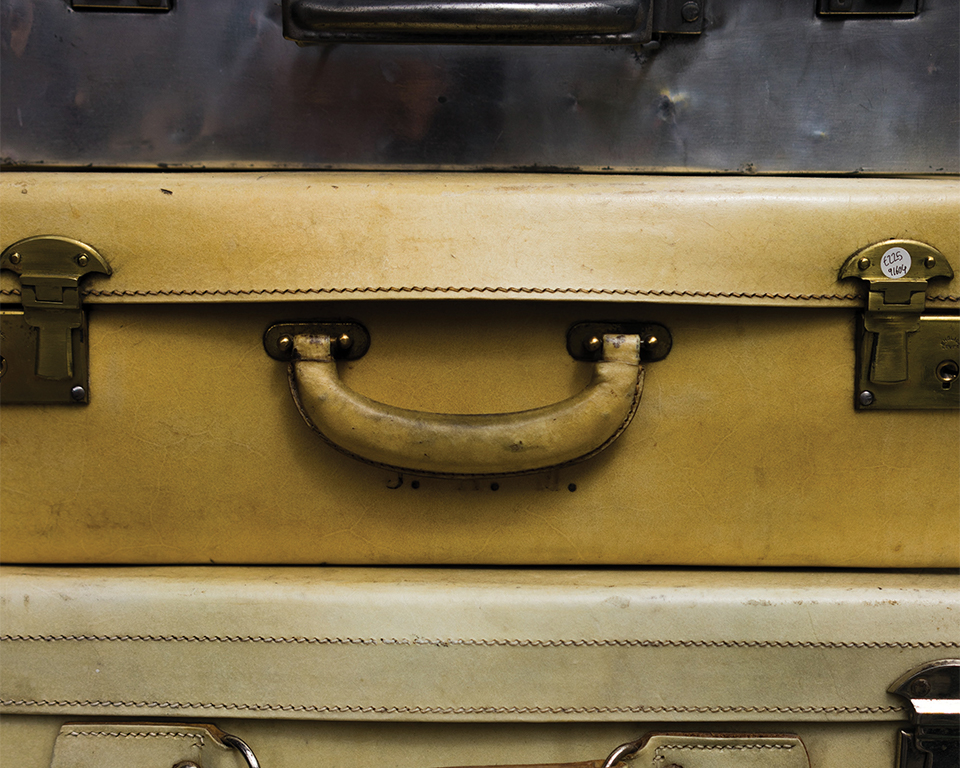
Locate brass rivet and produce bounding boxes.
[584,336,602,353]
[857,257,870,270]
[277,335,293,353]
[925,255,936,268]
[337,333,353,350]
[643,335,658,347]
[8,252,21,265]
[75,253,89,267]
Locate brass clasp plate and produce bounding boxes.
[0,236,111,404]
[840,240,958,410]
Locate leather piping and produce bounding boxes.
[0,699,906,716]
[3,635,957,650]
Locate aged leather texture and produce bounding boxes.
[1,173,957,306]
[290,332,643,477]
[449,733,809,768]
[2,568,957,724]
[48,723,250,768]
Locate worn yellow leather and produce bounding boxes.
[2,568,957,724]
[1,300,957,566]
[1,173,957,307]
[48,723,250,768]
[291,332,643,477]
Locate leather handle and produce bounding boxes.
[288,333,643,478]
[282,0,650,44]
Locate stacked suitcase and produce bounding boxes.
[1,1,958,766]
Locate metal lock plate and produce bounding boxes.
[839,240,958,410]
[0,236,110,405]
[889,660,960,768]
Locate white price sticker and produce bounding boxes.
[880,247,911,279]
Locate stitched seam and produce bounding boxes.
[5,287,958,302]
[2,634,956,650]
[2,700,906,715]
[657,744,794,752]
[66,730,204,745]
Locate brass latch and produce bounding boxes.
[0,236,111,404]
[839,240,958,410]
[889,660,959,768]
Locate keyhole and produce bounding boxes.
[936,360,959,389]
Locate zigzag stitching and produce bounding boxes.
[2,634,956,650]
[1,699,906,716]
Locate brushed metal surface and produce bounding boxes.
[1,0,957,172]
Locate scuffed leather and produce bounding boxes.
[1,173,956,307]
[49,723,249,768]
[290,333,643,477]
[2,568,957,724]
[446,733,809,768]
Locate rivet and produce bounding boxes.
[8,252,21,265]
[70,385,86,402]
[75,253,89,267]
[583,336,602,353]
[643,335,658,348]
[857,257,870,270]
[910,677,932,697]
[681,1,700,22]
[925,255,936,268]
[858,390,875,407]
[337,333,353,350]
[277,336,293,353]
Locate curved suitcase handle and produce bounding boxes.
[288,333,643,478]
[283,0,651,44]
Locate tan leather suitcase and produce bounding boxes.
[1,172,958,567]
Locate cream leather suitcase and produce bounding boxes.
[1,567,958,767]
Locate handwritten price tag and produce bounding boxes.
[881,247,911,279]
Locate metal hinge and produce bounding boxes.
[890,660,960,768]
[0,236,111,404]
[839,240,958,410]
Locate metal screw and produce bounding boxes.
[925,255,936,268]
[857,257,871,270]
[75,253,89,267]
[583,336,602,353]
[681,1,700,22]
[277,335,293,353]
[910,677,932,697]
[858,390,875,406]
[70,385,86,402]
[8,252,21,265]
[337,333,353,350]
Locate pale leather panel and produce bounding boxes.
[1,568,956,723]
[0,717,906,768]
[1,301,956,567]
[49,723,248,768]
[0,173,957,306]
